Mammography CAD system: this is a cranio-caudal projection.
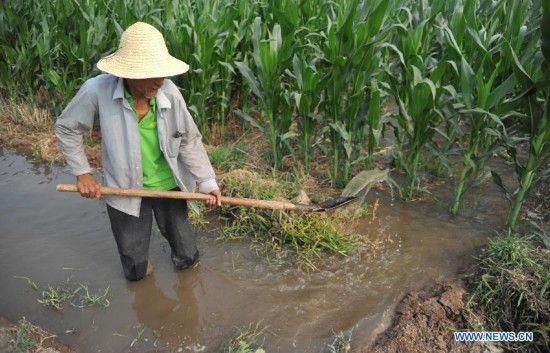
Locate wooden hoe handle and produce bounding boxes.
[55,184,301,211]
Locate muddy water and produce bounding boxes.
[0,147,511,352]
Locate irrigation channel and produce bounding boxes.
[0,146,512,353]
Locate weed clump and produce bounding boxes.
[465,233,550,352]
[13,276,112,311]
[207,144,245,172]
[0,317,67,353]
[218,170,360,270]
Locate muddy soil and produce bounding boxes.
[365,282,483,353]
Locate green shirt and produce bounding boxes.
[125,89,177,190]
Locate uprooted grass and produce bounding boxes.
[14,275,111,311]
[222,322,268,353]
[39,279,110,311]
[465,233,550,352]
[217,170,361,270]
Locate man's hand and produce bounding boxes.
[206,189,222,208]
[76,173,102,199]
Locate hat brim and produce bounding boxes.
[97,52,189,79]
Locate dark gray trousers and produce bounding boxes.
[107,195,198,281]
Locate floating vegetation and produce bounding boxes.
[223,322,268,353]
[326,330,353,353]
[130,323,146,348]
[15,275,111,311]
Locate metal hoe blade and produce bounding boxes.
[296,196,356,212]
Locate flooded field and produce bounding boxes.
[0,147,510,352]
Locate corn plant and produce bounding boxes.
[1,1,41,105]
[393,75,447,200]
[289,53,323,172]
[382,2,449,200]
[227,0,258,116]
[235,17,295,168]
[1,0,122,111]
[495,2,548,229]
[164,1,215,136]
[447,49,516,214]
[440,0,545,223]
[365,82,383,169]
[319,0,391,186]
[213,21,243,132]
[430,0,541,214]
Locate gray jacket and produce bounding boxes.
[55,74,218,216]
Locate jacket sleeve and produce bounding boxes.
[175,96,219,193]
[54,80,99,176]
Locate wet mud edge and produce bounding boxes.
[364,281,493,353]
[0,316,76,353]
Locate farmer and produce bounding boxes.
[55,22,222,281]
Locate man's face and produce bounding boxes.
[126,77,165,99]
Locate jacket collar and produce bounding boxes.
[112,76,171,109]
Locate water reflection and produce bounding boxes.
[128,267,201,348]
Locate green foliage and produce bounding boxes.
[382,1,449,200]
[219,172,359,270]
[494,0,550,229]
[208,145,245,172]
[130,324,146,348]
[73,283,111,308]
[83,135,101,146]
[34,276,110,310]
[438,0,540,215]
[289,53,323,173]
[236,16,295,168]
[466,233,550,352]
[319,0,391,185]
[223,322,267,353]
[168,0,246,138]
[39,283,75,311]
[0,318,43,352]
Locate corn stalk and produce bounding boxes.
[499,0,548,229]
[448,51,516,214]
[320,0,390,186]
[382,1,448,200]
[235,17,294,169]
[289,53,323,173]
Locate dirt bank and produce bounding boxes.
[0,317,75,353]
[0,100,102,170]
[365,282,491,353]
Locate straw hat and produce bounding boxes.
[97,22,189,79]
